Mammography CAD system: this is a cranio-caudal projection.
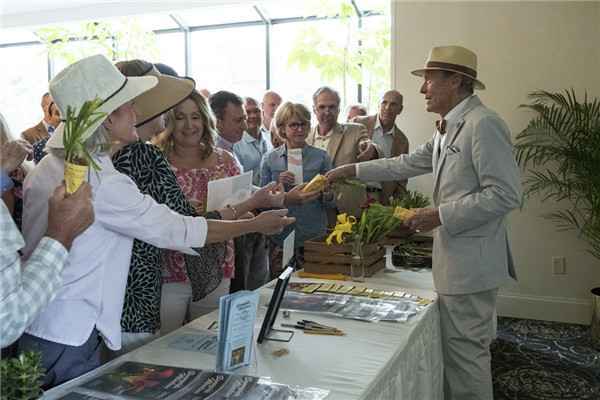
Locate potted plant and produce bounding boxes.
[514,89,600,347]
[0,351,45,399]
[62,98,105,193]
[326,203,414,281]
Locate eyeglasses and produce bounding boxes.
[287,122,307,130]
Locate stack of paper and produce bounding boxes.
[216,290,259,372]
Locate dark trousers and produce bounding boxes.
[230,232,270,293]
[18,329,103,389]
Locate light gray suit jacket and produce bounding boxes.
[357,96,522,294]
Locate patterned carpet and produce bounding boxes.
[492,317,600,399]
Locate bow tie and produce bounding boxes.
[436,119,447,135]
[47,125,55,134]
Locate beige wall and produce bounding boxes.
[391,1,600,324]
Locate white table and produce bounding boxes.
[43,269,443,400]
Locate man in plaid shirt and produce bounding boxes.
[0,139,94,348]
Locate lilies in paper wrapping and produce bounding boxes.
[326,204,417,246]
[63,98,106,193]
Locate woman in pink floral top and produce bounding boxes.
[154,89,241,334]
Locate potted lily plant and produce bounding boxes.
[62,98,105,193]
[514,90,600,348]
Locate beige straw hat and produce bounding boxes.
[116,59,195,127]
[411,45,485,90]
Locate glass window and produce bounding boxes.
[270,19,358,113]
[189,26,265,99]
[149,32,186,77]
[0,44,49,137]
[51,39,112,77]
[357,15,390,111]
[0,28,39,45]
[259,3,315,20]
[180,4,258,27]
[355,0,388,15]
[136,13,180,31]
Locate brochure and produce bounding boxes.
[59,361,330,400]
[166,329,218,354]
[206,171,253,212]
[217,291,259,372]
[287,148,303,185]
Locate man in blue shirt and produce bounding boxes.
[234,97,272,186]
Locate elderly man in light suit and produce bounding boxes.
[327,45,522,400]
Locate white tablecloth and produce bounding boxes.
[43,269,443,400]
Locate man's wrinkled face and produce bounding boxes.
[379,92,403,126]
[314,91,340,129]
[420,70,456,116]
[262,93,282,124]
[244,99,262,133]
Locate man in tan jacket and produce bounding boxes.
[306,86,377,218]
[352,90,409,204]
[21,93,61,144]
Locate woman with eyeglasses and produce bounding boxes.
[260,102,334,266]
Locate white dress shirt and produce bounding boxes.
[22,153,207,350]
[216,134,244,172]
[367,118,395,189]
[371,117,395,159]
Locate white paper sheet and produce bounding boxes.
[206,171,253,212]
[282,230,295,268]
[287,148,303,185]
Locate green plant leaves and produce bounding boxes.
[63,98,106,171]
[0,351,44,400]
[515,89,600,259]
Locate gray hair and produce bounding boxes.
[441,71,475,95]
[0,112,14,147]
[47,123,111,160]
[312,86,341,106]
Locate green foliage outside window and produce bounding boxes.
[35,19,158,66]
[288,0,390,110]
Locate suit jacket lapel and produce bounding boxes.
[367,115,376,138]
[432,96,481,200]
[327,124,344,164]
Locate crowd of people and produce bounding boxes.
[1,44,521,400]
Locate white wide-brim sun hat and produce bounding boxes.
[46,54,158,149]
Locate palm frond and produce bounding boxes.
[516,89,600,260]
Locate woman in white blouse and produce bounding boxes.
[18,55,293,389]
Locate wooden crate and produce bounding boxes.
[302,238,385,277]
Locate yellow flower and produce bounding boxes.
[326,213,357,245]
[393,206,415,221]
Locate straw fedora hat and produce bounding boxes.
[46,54,158,149]
[115,59,195,127]
[411,45,485,90]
